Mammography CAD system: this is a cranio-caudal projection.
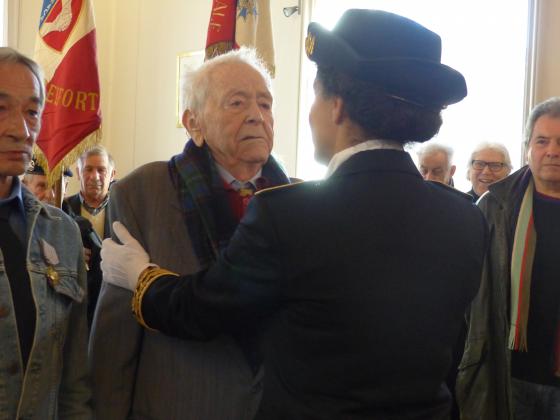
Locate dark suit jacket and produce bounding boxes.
[90,162,261,420]
[144,149,488,420]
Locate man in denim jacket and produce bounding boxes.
[0,47,92,419]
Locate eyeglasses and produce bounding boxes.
[471,160,507,172]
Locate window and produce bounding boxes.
[297,0,529,193]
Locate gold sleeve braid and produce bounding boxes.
[132,266,179,330]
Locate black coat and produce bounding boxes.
[144,149,488,419]
[64,193,110,327]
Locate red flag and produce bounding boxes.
[205,0,237,60]
[34,0,101,184]
[205,0,275,76]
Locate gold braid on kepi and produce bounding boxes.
[132,267,179,330]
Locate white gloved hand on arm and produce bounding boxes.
[100,221,156,291]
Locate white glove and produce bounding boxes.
[100,221,156,291]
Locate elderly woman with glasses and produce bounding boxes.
[467,142,513,201]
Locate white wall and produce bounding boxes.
[533,0,560,103]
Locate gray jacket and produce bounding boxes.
[0,188,92,419]
[457,166,531,420]
[89,161,260,420]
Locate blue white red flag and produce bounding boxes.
[34,0,101,183]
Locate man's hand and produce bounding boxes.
[100,222,156,291]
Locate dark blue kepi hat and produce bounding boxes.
[27,158,73,177]
[305,9,467,108]
[26,158,46,176]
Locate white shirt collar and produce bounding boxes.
[325,139,403,178]
[215,163,262,190]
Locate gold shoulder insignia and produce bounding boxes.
[256,181,303,196]
[305,33,316,58]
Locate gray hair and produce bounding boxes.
[525,97,560,146]
[182,47,273,114]
[468,142,512,169]
[417,142,454,166]
[77,145,115,172]
[0,47,45,106]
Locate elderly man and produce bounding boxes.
[22,158,73,204]
[65,145,114,325]
[418,142,456,186]
[90,49,289,419]
[466,142,512,201]
[102,10,487,419]
[458,97,560,419]
[66,145,115,239]
[0,47,91,418]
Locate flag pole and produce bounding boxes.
[54,175,64,209]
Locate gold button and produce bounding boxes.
[0,306,9,318]
[46,266,59,286]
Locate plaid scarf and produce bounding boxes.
[508,177,536,353]
[168,139,290,269]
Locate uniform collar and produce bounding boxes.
[325,139,403,178]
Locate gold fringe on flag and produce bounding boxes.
[205,42,235,61]
[32,128,103,187]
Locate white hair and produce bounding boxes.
[467,142,512,169]
[77,145,115,172]
[182,47,273,114]
[417,142,454,166]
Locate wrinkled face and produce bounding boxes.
[78,154,114,203]
[309,78,336,165]
[419,151,455,185]
[23,174,55,204]
[468,149,510,196]
[0,63,42,177]
[527,115,560,191]
[194,62,274,172]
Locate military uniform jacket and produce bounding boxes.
[144,149,489,420]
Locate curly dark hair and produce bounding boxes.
[315,65,443,143]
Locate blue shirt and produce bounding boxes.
[0,177,27,244]
[215,163,262,191]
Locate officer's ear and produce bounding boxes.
[183,109,204,147]
[332,96,346,125]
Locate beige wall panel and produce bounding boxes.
[131,0,211,173]
[534,0,560,102]
[12,0,40,54]
[270,2,303,176]
[98,0,140,178]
